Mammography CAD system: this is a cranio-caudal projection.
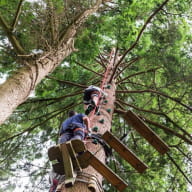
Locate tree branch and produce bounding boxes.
[167,153,192,185]
[108,47,120,83]
[0,104,72,144]
[116,99,163,115]
[95,53,107,69]
[47,76,88,88]
[116,99,192,140]
[117,67,160,84]
[108,0,170,81]
[114,57,141,79]
[0,13,25,54]
[140,115,192,145]
[25,89,83,104]
[116,89,192,111]
[11,0,24,32]
[58,0,103,46]
[75,61,104,77]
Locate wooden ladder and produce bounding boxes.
[123,110,170,154]
[102,131,148,173]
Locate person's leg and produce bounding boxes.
[58,131,73,144]
[90,90,100,106]
[72,129,85,141]
[85,90,100,115]
[49,169,59,192]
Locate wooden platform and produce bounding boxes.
[123,110,169,154]
[48,140,86,183]
[102,131,148,173]
[48,139,128,191]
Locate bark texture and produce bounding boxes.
[0,41,74,125]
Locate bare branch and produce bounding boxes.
[25,89,83,103]
[11,0,24,32]
[167,153,192,185]
[97,53,108,68]
[108,47,120,83]
[114,57,141,79]
[75,61,104,77]
[116,99,163,115]
[108,0,170,80]
[0,13,25,54]
[116,99,192,140]
[141,115,192,145]
[116,89,192,112]
[117,67,160,84]
[46,76,88,88]
[0,101,78,144]
[95,54,107,69]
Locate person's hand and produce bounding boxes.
[88,129,92,133]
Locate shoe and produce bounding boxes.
[49,179,58,192]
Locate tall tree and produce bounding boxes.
[0,0,109,125]
[0,0,192,191]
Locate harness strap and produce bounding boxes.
[73,128,85,132]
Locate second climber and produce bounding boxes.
[83,85,104,115]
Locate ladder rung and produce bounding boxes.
[102,131,148,173]
[124,110,169,154]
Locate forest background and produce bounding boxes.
[0,0,191,191]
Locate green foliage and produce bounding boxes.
[0,0,192,191]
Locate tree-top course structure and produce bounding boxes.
[0,0,191,191]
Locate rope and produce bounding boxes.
[77,172,104,192]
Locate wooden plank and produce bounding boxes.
[48,145,62,161]
[48,145,64,174]
[102,131,148,173]
[71,139,86,153]
[48,140,85,174]
[78,151,128,192]
[124,110,169,154]
[52,163,64,175]
[60,143,76,187]
[66,141,82,171]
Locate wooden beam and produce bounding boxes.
[48,145,62,161]
[48,140,86,175]
[102,131,148,173]
[60,143,77,187]
[66,141,82,171]
[78,151,128,192]
[124,110,169,154]
[71,139,86,153]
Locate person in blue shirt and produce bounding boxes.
[58,110,91,144]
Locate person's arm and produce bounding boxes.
[83,116,91,132]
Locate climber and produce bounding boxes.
[49,111,91,192]
[83,85,105,115]
[58,110,91,143]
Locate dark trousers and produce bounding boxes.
[58,129,85,144]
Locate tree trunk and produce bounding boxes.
[0,42,74,125]
[0,0,106,125]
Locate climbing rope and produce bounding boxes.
[76,172,104,192]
